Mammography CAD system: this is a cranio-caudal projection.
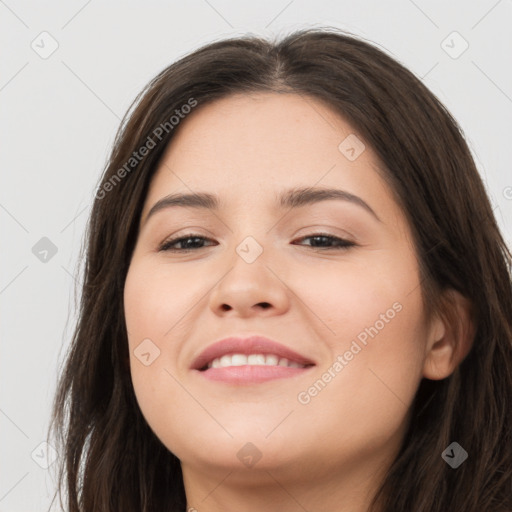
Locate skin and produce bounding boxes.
[123,92,473,512]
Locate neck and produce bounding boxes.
[182,449,391,512]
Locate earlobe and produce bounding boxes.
[422,289,475,381]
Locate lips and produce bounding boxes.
[191,335,316,371]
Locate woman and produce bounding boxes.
[47,27,512,511]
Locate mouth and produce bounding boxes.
[191,335,316,384]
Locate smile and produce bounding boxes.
[191,335,316,384]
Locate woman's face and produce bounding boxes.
[124,92,442,491]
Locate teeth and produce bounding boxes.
[265,354,279,365]
[231,354,246,366]
[248,354,265,365]
[206,353,306,370]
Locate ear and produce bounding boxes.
[422,289,476,380]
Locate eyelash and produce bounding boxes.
[158,233,356,252]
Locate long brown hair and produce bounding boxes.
[47,27,512,511]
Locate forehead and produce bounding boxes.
[141,92,398,224]
[159,92,361,175]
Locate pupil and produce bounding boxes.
[185,237,202,248]
[312,236,329,246]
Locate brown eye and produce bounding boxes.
[159,235,216,252]
[293,234,356,250]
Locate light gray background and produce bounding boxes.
[1,1,511,510]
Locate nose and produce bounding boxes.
[208,248,290,318]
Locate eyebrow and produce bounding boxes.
[142,186,381,226]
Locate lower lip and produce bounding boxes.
[195,365,314,384]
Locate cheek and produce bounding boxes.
[124,264,195,456]
[124,265,177,392]
[296,256,427,434]
[294,249,424,345]
[124,261,198,343]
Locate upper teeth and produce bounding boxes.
[207,353,305,369]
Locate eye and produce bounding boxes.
[292,233,356,250]
[159,234,216,252]
[158,232,356,252]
